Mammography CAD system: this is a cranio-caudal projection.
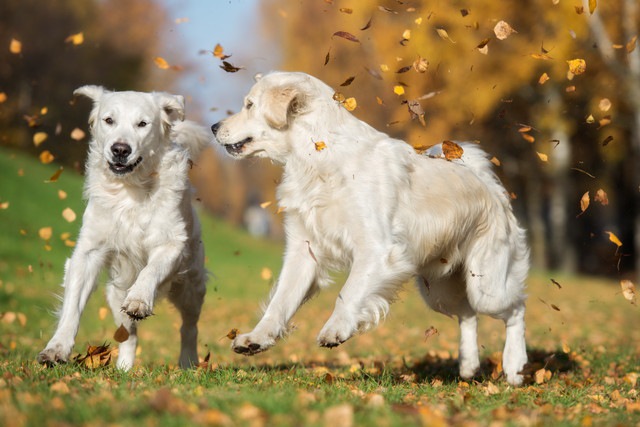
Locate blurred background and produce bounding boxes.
[1,0,639,280]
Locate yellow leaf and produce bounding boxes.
[567,59,586,76]
[40,107,48,115]
[589,0,597,14]
[393,85,405,96]
[620,280,636,304]
[0,201,9,210]
[314,141,327,151]
[605,231,622,247]
[536,152,548,162]
[39,227,53,241]
[70,128,85,141]
[343,97,357,111]
[490,157,501,166]
[538,73,550,84]
[402,29,411,40]
[65,32,84,45]
[64,240,76,247]
[39,150,55,164]
[260,267,273,281]
[9,38,22,54]
[442,140,464,161]
[0,92,7,103]
[98,307,109,320]
[379,64,389,72]
[586,114,595,124]
[213,43,225,59]
[436,28,456,43]
[58,190,67,200]
[33,132,48,147]
[493,20,517,40]
[154,57,170,69]
[62,207,76,223]
[259,201,272,209]
[598,98,611,112]
[415,17,423,25]
[579,191,590,213]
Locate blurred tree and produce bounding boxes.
[258,0,638,275]
[0,0,178,169]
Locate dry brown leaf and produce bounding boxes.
[332,31,360,43]
[225,328,239,340]
[620,280,637,304]
[220,61,244,73]
[493,21,517,40]
[602,135,614,146]
[551,278,562,289]
[594,189,609,206]
[339,8,353,14]
[74,343,113,369]
[114,324,130,343]
[339,76,356,87]
[442,140,464,161]
[360,17,373,31]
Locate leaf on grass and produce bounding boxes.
[567,59,586,76]
[65,32,84,45]
[74,343,113,369]
[339,76,356,86]
[579,191,590,214]
[220,61,244,73]
[493,21,517,40]
[10,38,22,54]
[436,28,456,43]
[33,132,48,147]
[424,326,438,341]
[261,267,273,280]
[62,207,76,223]
[114,324,130,343]
[154,57,170,69]
[594,189,609,206]
[605,231,622,247]
[39,227,52,241]
[442,140,464,161]
[332,31,360,43]
[406,100,426,126]
[620,280,636,304]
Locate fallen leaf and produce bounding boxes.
[605,231,623,247]
[314,141,327,151]
[65,32,84,45]
[494,21,517,40]
[62,207,76,223]
[436,28,456,43]
[219,61,244,72]
[70,128,85,141]
[154,57,170,69]
[332,31,360,43]
[594,189,609,205]
[442,140,464,161]
[114,324,130,343]
[74,343,113,369]
[33,132,48,147]
[620,280,636,304]
[10,38,22,54]
[39,227,53,241]
[50,381,70,394]
[579,191,590,214]
[567,59,587,76]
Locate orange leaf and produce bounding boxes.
[567,59,586,76]
[65,32,84,45]
[442,140,464,161]
[579,191,590,213]
[70,128,85,141]
[62,207,77,223]
[0,92,7,103]
[39,150,55,164]
[45,167,63,183]
[9,38,22,54]
[39,227,53,240]
[314,141,327,151]
[154,57,170,69]
[620,280,637,304]
[594,189,609,205]
[33,132,48,147]
[605,231,622,247]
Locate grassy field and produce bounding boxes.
[1,147,639,426]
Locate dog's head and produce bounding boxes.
[74,85,185,176]
[211,72,335,163]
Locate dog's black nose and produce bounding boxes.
[211,122,220,136]
[111,142,131,159]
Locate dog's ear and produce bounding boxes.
[264,86,307,130]
[74,85,108,128]
[154,92,185,134]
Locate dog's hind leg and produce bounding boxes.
[499,302,527,386]
[169,274,206,369]
[106,285,138,371]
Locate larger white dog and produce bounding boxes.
[212,71,530,385]
[38,86,209,370]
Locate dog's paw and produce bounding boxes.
[317,316,356,348]
[37,346,71,366]
[232,332,276,356]
[121,298,154,321]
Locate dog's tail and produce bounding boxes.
[171,120,211,159]
[426,142,510,204]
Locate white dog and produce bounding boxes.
[38,86,209,370]
[212,71,530,385]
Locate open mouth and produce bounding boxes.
[108,156,143,175]
[224,137,253,156]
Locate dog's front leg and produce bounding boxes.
[233,229,318,355]
[121,243,183,320]
[38,245,107,365]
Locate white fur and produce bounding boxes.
[38,87,210,370]
[212,71,530,386]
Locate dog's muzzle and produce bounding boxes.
[108,142,142,175]
[223,137,253,156]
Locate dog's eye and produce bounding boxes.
[104,117,114,125]
[137,121,148,128]
[245,101,253,110]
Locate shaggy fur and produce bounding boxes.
[38,86,209,370]
[212,71,530,385]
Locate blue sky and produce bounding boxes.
[158,0,276,125]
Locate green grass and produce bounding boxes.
[1,147,639,426]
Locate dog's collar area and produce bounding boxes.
[224,137,253,155]
[108,156,143,175]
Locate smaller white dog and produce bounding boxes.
[212,71,530,385]
[38,86,209,370]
